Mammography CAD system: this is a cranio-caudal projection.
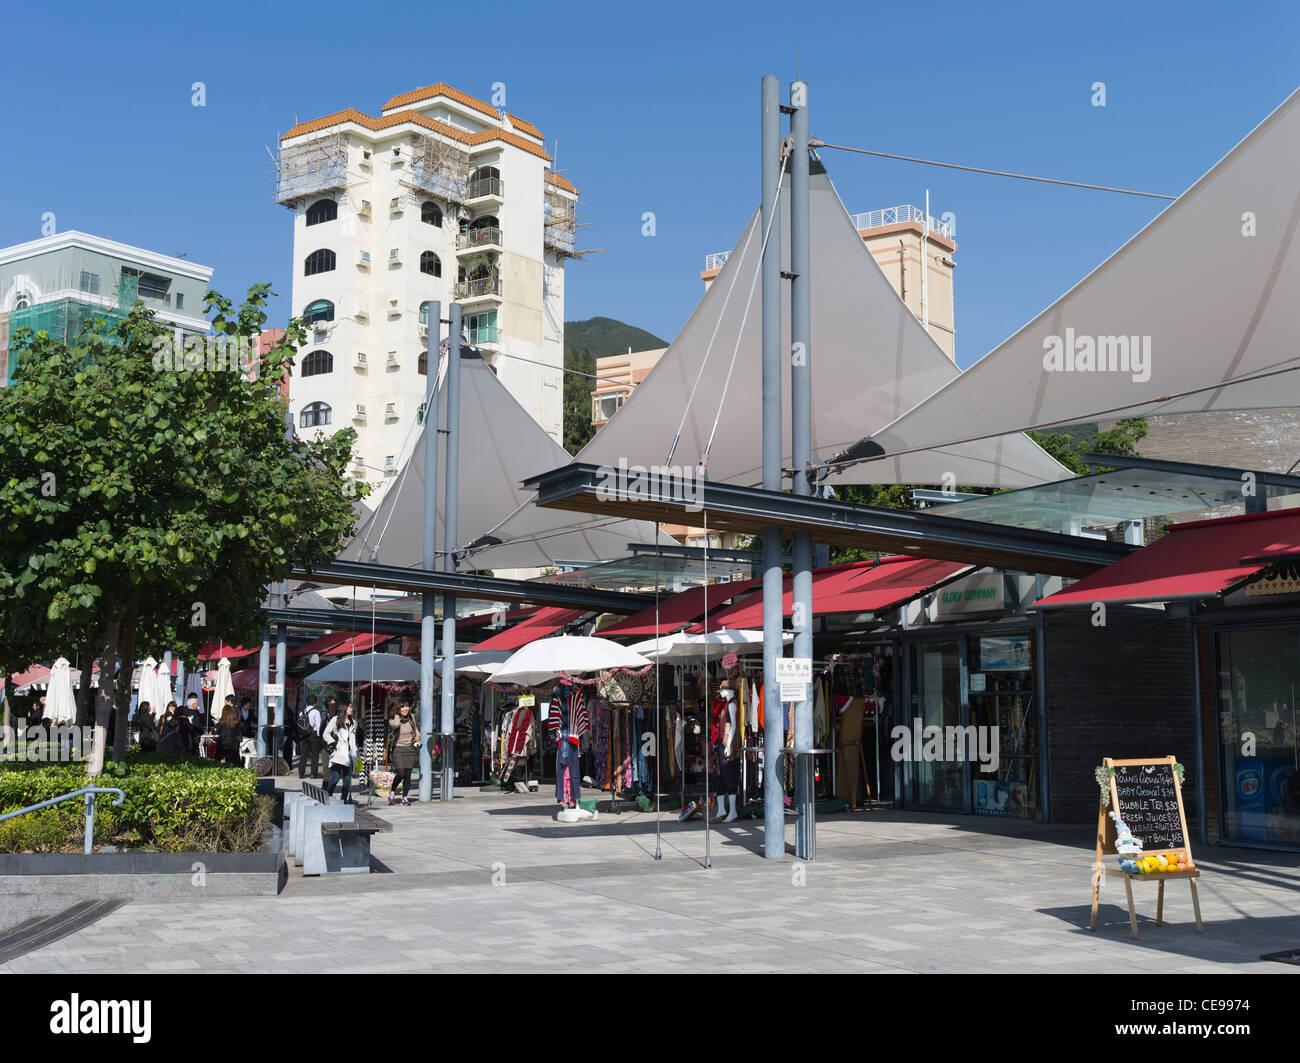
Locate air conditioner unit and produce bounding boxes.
[355,352,368,368]
[385,402,397,418]
[352,454,365,468]
[392,147,402,157]
[358,200,372,216]
[417,322,428,339]
[362,149,372,161]
[353,404,366,420]
[386,352,399,368]
[354,307,369,322]
[312,321,329,336]
[384,456,396,474]
[358,250,371,266]
[388,297,399,308]
[389,248,401,262]
[390,197,403,212]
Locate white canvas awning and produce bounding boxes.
[344,350,671,571]
[867,87,1300,463]
[573,166,1067,489]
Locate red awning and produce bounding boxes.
[1035,509,1300,608]
[330,632,392,655]
[690,557,970,630]
[599,578,760,638]
[471,607,588,651]
[197,643,259,660]
[289,631,357,658]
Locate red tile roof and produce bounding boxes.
[383,82,499,119]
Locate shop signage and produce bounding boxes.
[518,695,535,708]
[262,683,284,698]
[929,574,1006,619]
[1243,569,1300,596]
[775,658,812,702]
[969,672,986,692]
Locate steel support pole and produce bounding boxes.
[790,79,815,860]
[760,74,786,861]
[419,301,441,803]
[440,304,462,803]
[256,628,270,757]
[274,587,288,764]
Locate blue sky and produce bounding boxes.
[2,0,1297,368]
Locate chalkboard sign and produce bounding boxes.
[1110,761,1186,851]
[1090,756,1203,940]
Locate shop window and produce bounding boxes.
[967,634,1038,820]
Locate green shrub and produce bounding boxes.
[0,752,261,853]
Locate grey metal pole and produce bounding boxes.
[760,73,786,861]
[256,628,270,757]
[440,304,462,803]
[275,587,288,764]
[419,301,441,803]
[790,79,814,860]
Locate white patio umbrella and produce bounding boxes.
[306,652,422,683]
[434,650,513,677]
[487,635,652,688]
[136,656,163,715]
[211,658,236,721]
[629,628,792,662]
[44,657,78,724]
[154,660,175,709]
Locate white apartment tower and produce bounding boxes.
[275,83,577,496]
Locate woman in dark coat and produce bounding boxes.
[215,705,242,765]
[135,702,158,753]
[155,701,190,756]
[387,701,420,806]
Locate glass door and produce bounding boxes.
[910,639,966,810]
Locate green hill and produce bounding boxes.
[564,317,667,358]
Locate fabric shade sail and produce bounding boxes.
[471,607,589,651]
[570,166,1066,490]
[691,556,970,630]
[342,351,671,572]
[1034,509,1300,608]
[597,577,760,638]
[869,87,1300,462]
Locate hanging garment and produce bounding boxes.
[836,696,866,807]
[814,679,829,745]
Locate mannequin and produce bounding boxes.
[548,680,589,809]
[712,679,740,822]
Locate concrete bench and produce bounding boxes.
[284,783,389,876]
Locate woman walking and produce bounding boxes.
[387,701,420,806]
[216,704,243,765]
[156,701,190,756]
[323,703,359,804]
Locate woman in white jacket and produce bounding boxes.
[323,703,359,804]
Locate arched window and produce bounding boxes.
[418,351,428,376]
[14,296,29,310]
[419,251,441,278]
[469,166,502,198]
[303,299,335,324]
[300,401,332,428]
[304,249,336,276]
[471,166,500,181]
[418,300,436,325]
[306,199,338,226]
[421,201,442,227]
[302,350,334,377]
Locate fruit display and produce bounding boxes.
[1126,850,1194,875]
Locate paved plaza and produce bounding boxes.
[3,784,1299,974]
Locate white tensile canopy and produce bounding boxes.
[569,166,1068,490]
[344,350,671,571]
[868,87,1300,462]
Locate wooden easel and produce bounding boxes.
[1089,756,1203,940]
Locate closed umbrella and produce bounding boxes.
[211,658,236,722]
[487,635,651,688]
[154,660,174,709]
[136,657,162,715]
[44,658,77,725]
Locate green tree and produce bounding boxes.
[563,346,597,453]
[1027,418,1148,476]
[0,284,365,773]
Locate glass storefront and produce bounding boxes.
[910,639,965,810]
[968,634,1038,821]
[1215,626,1300,848]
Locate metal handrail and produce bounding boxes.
[0,785,126,855]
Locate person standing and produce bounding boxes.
[185,694,205,751]
[239,697,256,739]
[281,699,296,770]
[387,701,420,806]
[216,704,242,765]
[135,702,158,753]
[156,701,190,756]
[297,695,323,780]
[323,703,358,803]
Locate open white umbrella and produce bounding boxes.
[307,652,421,684]
[487,635,652,688]
[44,657,78,724]
[435,650,513,677]
[629,628,792,662]
[211,658,236,721]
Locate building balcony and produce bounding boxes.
[466,324,500,346]
[457,227,503,251]
[467,176,504,202]
[455,278,502,301]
